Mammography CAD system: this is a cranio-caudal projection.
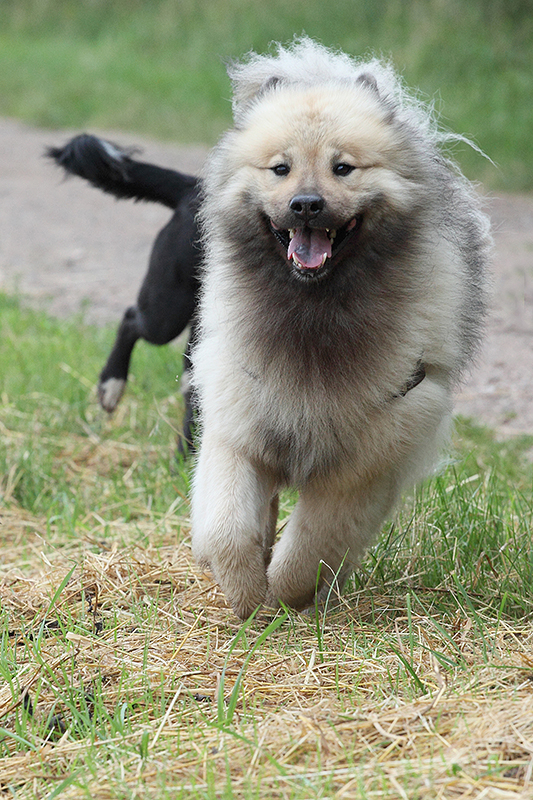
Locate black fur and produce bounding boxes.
[47,134,202,454]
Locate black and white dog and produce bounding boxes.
[47,135,202,452]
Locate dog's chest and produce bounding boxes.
[242,363,361,484]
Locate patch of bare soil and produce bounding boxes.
[1,117,532,435]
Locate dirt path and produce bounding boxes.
[1,117,532,435]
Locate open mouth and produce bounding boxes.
[270,216,362,275]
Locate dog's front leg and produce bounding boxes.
[266,474,399,611]
[191,440,276,618]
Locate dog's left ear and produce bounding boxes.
[356,72,379,96]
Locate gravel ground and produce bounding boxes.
[1,117,532,435]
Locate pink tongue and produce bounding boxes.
[287,227,332,269]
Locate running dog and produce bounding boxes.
[190,39,491,617]
[47,134,202,452]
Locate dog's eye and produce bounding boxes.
[333,163,355,176]
[271,164,290,176]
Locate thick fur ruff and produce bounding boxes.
[191,39,491,618]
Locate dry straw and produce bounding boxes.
[2,498,533,798]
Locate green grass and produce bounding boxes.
[2,294,533,796]
[1,0,532,190]
[0,293,190,527]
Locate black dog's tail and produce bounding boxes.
[46,133,198,210]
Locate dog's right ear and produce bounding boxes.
[231,74,284,126]
[260,75,283,95]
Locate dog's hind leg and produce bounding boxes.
[176,324,198,457]
[263,494,279,568]
[176,367,195,456]
[98,306,141,412]
[191,441,277,618]
[266,474,399,611]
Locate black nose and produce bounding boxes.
[289,194,325,220]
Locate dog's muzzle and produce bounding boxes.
[270,216,363,275]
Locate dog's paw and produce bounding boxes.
[194,539,268,619]
[227,584,267,619]
[215,555,268,619]
[266,553,319,611]
[267,561,351,612]
[98,378,126,412]
[265,582,317,612]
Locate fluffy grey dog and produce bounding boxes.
[190,39,491,618]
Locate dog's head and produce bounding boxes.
[252,83,406,278]
[205,40,440,284]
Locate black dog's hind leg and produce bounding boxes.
[98,196,200,419]
[99,308,198,459]
[98,306,142,412]
[176,324,198,457]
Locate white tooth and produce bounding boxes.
[329,230,337,241]
[289,228,296,239]
[320,254,327,266]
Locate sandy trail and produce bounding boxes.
[1,117,532,435]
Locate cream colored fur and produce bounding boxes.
[190,39,491,618]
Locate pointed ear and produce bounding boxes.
[251,75,283,105]
[231,74,284,126]
[356,72,379,96]
[261,75,282,94]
